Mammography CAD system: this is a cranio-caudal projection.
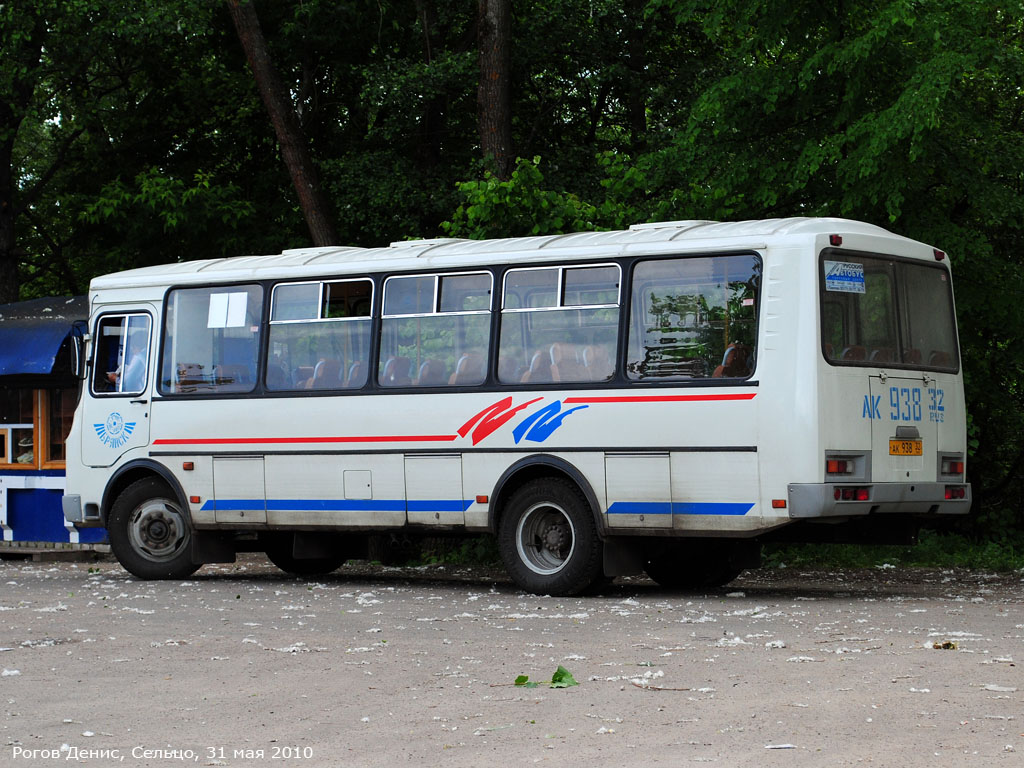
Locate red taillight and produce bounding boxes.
[945,486,966,500]
[942,459,964,475]
[855,488,869,501]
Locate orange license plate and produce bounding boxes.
[889,439,923,456]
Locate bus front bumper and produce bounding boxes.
[788,483,972,519]
[62,494,103,526]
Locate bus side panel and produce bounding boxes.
[263,454,406,528]
[669,451,760,533]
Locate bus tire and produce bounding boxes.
[264,533,348,576]
[498,477,603,596]
[107,478,199,580]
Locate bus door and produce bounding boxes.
[868,374,937,483]
[82,310,155,467]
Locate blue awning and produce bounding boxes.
[0,297,87,382]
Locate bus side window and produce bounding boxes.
[265,278,372,393]
[160,286,263,396]
[499,264,620,385]
[379,272,491,388]
[92,314,151,396]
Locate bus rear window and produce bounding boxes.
[821,252,958,371]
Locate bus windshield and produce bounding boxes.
[821,251,959,371]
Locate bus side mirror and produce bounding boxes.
[71,331,90,380]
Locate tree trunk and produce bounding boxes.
[0,127,17,304]
[225,0,338,246]
[477,0,513,179]
[414,0,445,172]
[625,0,647,151]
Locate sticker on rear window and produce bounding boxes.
[824,261,866,294]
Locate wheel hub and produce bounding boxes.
[542,523,568,554]
[129,500,187,562]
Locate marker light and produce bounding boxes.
[942,459,965,475]
[934,249,946,261]
[829,234,843,246]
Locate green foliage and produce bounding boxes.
[764,531,1024,572]
[443,157,601,239]
[515,666,579,689]
[83,168,253,234]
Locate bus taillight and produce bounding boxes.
[945,486,966,500]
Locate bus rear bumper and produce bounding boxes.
[788,483,972,519]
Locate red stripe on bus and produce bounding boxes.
[152,435,459,446]
[563,393,757,404]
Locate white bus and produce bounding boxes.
[62,218,971,595]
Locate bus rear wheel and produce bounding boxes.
[644,540,746,590]
[263,533,348,576]
[108,478,199,580]
[498,478,603,596]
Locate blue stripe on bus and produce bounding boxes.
[607,501,755,516]
[199,498,474,513]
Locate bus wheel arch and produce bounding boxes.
[491,457,604,596]
[101,460,190,528]
[107,475,199,580]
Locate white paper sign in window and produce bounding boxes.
[207,292,249,328]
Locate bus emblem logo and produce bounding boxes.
[94,412,136,449]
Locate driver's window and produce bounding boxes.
[91,314,152,396]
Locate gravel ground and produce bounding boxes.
[1,555,1021,767]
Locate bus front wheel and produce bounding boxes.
[108,478,199,580]
[498,478,603,596]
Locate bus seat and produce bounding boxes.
[520,351,552,383]
[416,359,447,386]
[823,343,834,358]
[449,353,485,386]
[582,345,613,381]
[713,343,751,377]
[929,350,952,367]
[903,348,922,364]
[840,345,867,361]
[549,343,586,382]
[345,360,366,388]
[265,365,288,390]
[307,358,341,389]
[869,347,894,363]
[382,356,411,387]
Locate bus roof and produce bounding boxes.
[89,217,923,290]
